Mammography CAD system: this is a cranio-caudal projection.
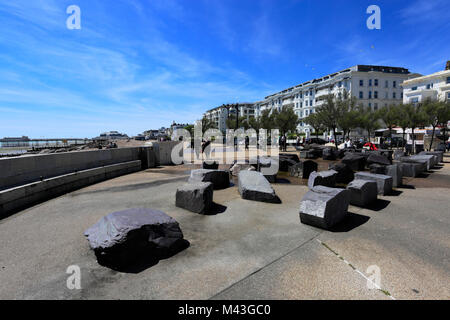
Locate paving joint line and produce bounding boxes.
[316,238,396,300]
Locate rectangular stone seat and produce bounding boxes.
[346,179,378,207]
[401,155,434,171]
[188,169,230,190]
[299,186,350,230]
[419,151,443,163]
[176,182,213,214]
[354,172,393,195]
[385,164,402,187]
[398,162,423,177]
[238,171,281,203]
[289,160,318,179]
[307,170,337,189]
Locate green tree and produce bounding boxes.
[316,94,341,147]
[423,99,442,151]
[274,105,300,136]
[408,103,427,154]
[378,104,400,148]
[201,116,217,134]
[226,115,250,130]
[437,101,450,147]
[397,103,412,151]
[356,104,381,142]
[304,113,325,139]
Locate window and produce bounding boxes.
[359,91,363,99]
[411,86,417,91]
[385,92,388,99]
[360,80,364,86]
[374,79,378,86]
[393,81,397,88]
[369,91,372,99]
[374,103,378,110]
[368,103,372,108]
[310,90,313,96]
[305,110,309,116]
[374,91,378,99]
[385,80,389,88]
[447,77,450,84]
[338,81,342,87]
[411,97,419,103]
[447,92,450,99]
[300,102,303,108]
[393,92,397,99]
[401,92,403,99]
[305,91,308,96]
[426,84,431,89]
[369,79,372,86]
[300,92,303,98]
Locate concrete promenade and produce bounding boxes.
[0,154,449,299]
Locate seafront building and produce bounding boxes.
[401,65,450,104]
[203,65,419,136]
[203,103,255,133]
[256,65,418,135]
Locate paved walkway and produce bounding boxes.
[0,155,449,299]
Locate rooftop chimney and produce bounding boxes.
[446,61,450,70]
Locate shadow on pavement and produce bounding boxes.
[362,199,391,211]
[205,202,227,215]
[329,212,370,232]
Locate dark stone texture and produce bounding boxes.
[188,169,230,190]
[385,164,402,187]
[346,179,378,207]
[369,164,387,174]
[84,208,188,270]
[238,171,281,203]
[328,163,354,184]
[299,186,350,230]
[322,147,337,160]
[307,170,337,189]
[176,182,213,214]
[398,162,423,177]
[290,160,318,179]
[366,153,391,166]
[342,154,367,171]
[202,161,219,170]
[354,172,393,195]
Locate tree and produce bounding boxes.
[408,103,427,154]
[226,114,250,130]
[423,99,442,151]
[315,94,341,147]
[356,104,381,142]
[397,103,412,151]
[200,116,217,134]
[274,105,300,136]
[304,113,325,138]
[378,104,400,148]
[437,101,450,147]
[337,91,359,140]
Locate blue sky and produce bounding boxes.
[0,0,449,138]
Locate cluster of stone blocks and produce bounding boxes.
[176,169,231,214]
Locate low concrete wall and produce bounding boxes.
[0,160,141,218]
[0,147,156,191]
[147,141,182,166]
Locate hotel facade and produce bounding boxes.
[204,65,418,135]
[401,68,450,104]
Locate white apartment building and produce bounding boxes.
[203,103,255,133]
[402,69,450,104]
[255,65,417,135]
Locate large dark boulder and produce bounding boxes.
[279,153,300,163]
[279,157,298,172]
[342,154,367,171]
[354,172,393,195]
[238,171,281,203]
[307,170,337,189]
[366,153,391,166]
[328,163,354,184]
[346,179,378,207]
[299,186,350,230]
[176,182,213,214]
[369,163,387,174]
[84,208,189,270]
[322,147,337,160]
[189,169,230,190]
[290,160,318,179]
